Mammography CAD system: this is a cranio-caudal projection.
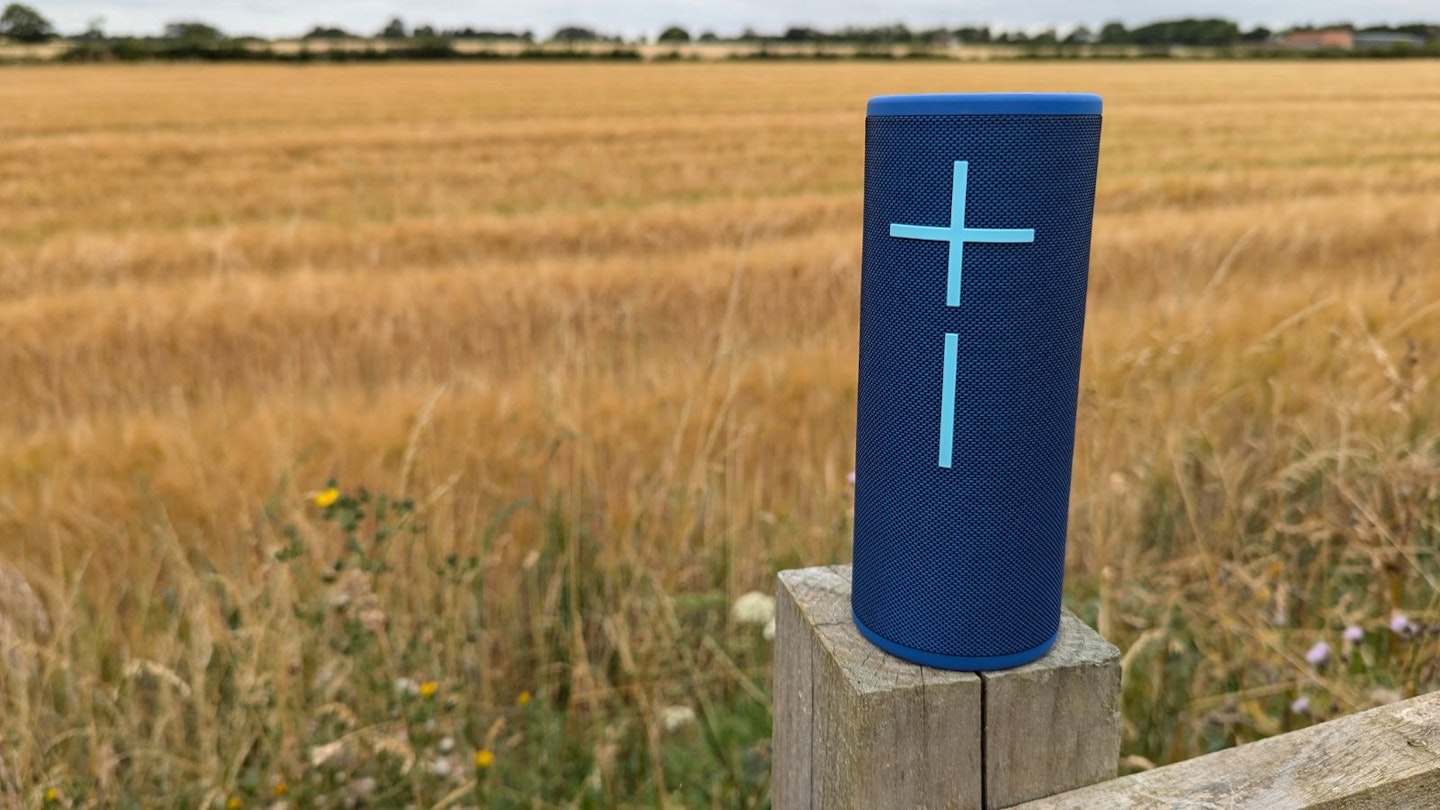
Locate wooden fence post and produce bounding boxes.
[1014,690,1440,809]
[774,565,1121,809]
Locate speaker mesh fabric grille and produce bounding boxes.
[853,114,1102,659]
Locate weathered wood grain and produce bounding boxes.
[773,569,818,810]
[1014,690,1440,810]
[775,565,984,809]
[982,611,1122,808]
[812,619,983,809]
[775,566,857,809]
[775,565,1121,810]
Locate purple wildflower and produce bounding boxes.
[1304,641,1331,668]
[846,470,856,485]
[1343,625,1364,644]
[1291,696,1310,715]
[1390,613,1416,638]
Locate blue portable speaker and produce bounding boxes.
[851,93,1102,670]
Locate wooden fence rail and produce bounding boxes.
[774,565,1440,809]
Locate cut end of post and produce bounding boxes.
[773,565,1120,810]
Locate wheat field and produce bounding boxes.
[2,61,1440,806]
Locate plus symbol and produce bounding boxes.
[889,160,1035,468]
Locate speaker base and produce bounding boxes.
[851,610,1060,672]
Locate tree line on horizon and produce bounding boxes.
[3,3,1438,48]
[3,2,1438,64]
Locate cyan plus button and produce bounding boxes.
[890,160,1036,468]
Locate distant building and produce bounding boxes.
[1281,29,1354,49]
[1353,31,1427,49]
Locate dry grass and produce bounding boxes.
[2,61,1440,805]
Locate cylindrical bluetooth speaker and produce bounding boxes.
[852,93,1102,671]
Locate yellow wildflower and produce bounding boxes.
[418,680,439,698]
[475,749,495,769]
[517,690,532,706]
[226,797,242,810]
[44,788,59,803]
[273,782,288,797]
[313,487,340,508]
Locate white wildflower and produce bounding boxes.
[732,591,776,627]
[438,736,455,753]
[763,617,776,641]
[661,705,696,732]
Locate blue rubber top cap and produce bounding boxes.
[867,92,1102,116]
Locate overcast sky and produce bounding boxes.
[31,1,1440,39]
